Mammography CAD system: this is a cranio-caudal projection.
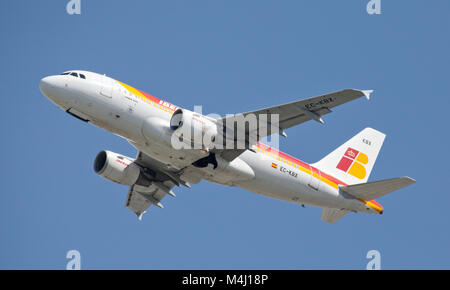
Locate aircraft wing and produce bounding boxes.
[125,151,185,220]
[215,89,373,161]
[126,181,176,220]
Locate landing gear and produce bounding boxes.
[192,153,218,169]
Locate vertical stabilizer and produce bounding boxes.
[313,128,386,185]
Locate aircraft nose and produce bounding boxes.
[39,76,56,97]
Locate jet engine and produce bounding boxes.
[169,108,219,149]
[93,150,149,186]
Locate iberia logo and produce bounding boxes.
[336,147,368,179]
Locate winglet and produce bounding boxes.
[361,90,374,100]
[137,211,146,221]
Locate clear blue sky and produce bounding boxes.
[1,0,449,269]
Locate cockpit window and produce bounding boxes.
[60,71,86,79]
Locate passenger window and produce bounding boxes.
[80,74,86,79]
[70,72,78,77]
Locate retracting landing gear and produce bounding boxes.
[192,153,218,169]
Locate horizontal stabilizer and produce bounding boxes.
[341,177,416,201]
[321,208,350,224]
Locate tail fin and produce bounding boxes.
[313,128,386,185]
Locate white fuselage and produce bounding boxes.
[39,70,379,214]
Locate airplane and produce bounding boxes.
[39,70,415,224]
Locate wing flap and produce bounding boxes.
[126,187,153,220]
[122,150,185,220]
[340,177,416,201]
[126,181,176,220]
[279,107,332,129]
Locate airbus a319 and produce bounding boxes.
[39,70,415,223]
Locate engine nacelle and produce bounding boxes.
[169,108,218,149]
[93,150,142,186]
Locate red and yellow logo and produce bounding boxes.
[336,148,368,179]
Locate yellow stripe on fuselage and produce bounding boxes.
[257,146,383,211]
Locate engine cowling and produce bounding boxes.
[169,108,218,149]
[93,150,142,186]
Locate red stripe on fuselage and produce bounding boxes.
[257,142,347,186]
[256,142,382,210]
